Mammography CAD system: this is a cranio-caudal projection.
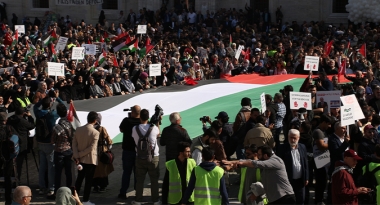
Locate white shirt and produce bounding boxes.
[132,124,160,156]
[291,146,302,179]
[192,149,203,165]
[187,12,197,24]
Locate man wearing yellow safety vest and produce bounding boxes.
[181,147,229,205]
[238,144,268,205]
[162,142,196,205]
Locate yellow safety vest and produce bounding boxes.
[238,167,268,204]
[362,162,380,205]
[194,165,224,205]
[17,97,31,108]
[166,158,196,204]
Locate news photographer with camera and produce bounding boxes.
[160,111,192,162]
[215,111,234,160]
[118,105,141,199]
[6,106,35,182]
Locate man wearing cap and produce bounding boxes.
[331,149,370,205]
[233,97,252,159]
[215,111,234,159]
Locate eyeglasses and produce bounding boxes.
[23,196,32,199]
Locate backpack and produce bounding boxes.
[358,164,380,204]
[35,112,51,140]
[8,134,19,159]
[135,124,154,162]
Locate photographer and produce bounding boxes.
[118,105,141,199]
[214,111,234,159]
[315,72,333,91]
[6,106,35,182]
[160,112,192,162]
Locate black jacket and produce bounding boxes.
[328,134,350,176]
[7,115,35,152]
[277,143,309,185]
[160,124,192,161]
[119,117,141,151]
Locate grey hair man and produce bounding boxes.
[160,112,192,161]
[13,186,32,205]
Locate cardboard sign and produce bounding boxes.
[260,93,266,114]
[14,25,25,34]
[48,62,65,77]
[304,56,319,71]
[314,150,330,169]
[316,91,341,113]
[340,94,365,120]
[71,47,85,60]
[341,104,355,126]
[289,92,312,110]
[226,47,235,56]
[94,42,107,53]
[55,36,68,51]
[137,25,147,34]
[235,45,244,59]
[83,44,96,55]
[149,64,161,76]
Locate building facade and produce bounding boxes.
[3,0,348,28]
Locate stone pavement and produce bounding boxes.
[0,142,242,205]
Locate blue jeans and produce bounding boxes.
[119,150,136,195]
[38,143,55,191]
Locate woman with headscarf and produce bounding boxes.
[73,76,85,100]
[32,81,47,104]
[55,187,82,205]
[97,78,112,97]
[87,77,104,99]
[92,113,114,193]
[8,86,31,113]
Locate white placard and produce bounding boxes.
[48,62,65,77]
[71,47,85,60]
[260,93,266,114]
[304,56,319,71]
[149,64,161,76]
[289,92,312,110]
[235,45,244,59]
[340,94,365,120]
[83,44,96,55]
[56,36,68,51]
[137,25,147,34]
[341,104,355,126]
[14,25,25,34]
[314,150,330,169]
[316,91,341,113]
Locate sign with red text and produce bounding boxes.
[304,56,319,71]
[340,94,364,120]
[289,92,312,110]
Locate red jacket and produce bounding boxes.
[331,161,358,205]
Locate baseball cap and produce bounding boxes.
[364,124,376,132]
[344,149,362,160]
[215,111,228,119]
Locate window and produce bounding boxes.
[102,0,118,10]
[250,0,269,12]
[332,0,348,13]
[32,0,49,8]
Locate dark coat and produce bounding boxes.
[277,143,309,186]
[328,134,350,176]
[6,115,35,152]
[160,124,192,161]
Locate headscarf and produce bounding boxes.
[55,187,76,205]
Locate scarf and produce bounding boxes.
[55,187,76,205]
[121,79,135,93]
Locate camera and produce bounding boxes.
[151,104,164,125]
[312,77,320,82]
[279,85,293,96]
[199,116,210,122]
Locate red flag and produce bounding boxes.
[51,30,57,40]
[3,32,12,46]
[184,76,198,85]
[67,102,81,130]
[99,35,104,43]
[338,59,346,83]
[14,30,18,41]
[229,34,232,47]
[145,37,151,47]
[323,40,334,57]
[359,43,366,57]
[126,35,131,44]
[113,55,118,67]
[87,39,91,44]
[244,48,251,60]
[103,31,108,39]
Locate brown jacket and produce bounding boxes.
[73,123,100,165]
[210,139,227,161]
[244,123,275,148]
[94,126,114,178]
[233,107,251,133]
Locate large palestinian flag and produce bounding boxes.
[72,74,348,143]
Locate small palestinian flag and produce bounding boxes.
[94,49,107,67]
[50,43,58,62]
[67,102,81,130]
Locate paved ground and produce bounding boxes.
[0,134,319,205]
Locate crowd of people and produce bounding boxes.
[1,1,380,205]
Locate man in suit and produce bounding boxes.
[277,129,309,205]
[73,111,100,205]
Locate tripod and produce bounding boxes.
[24,148,39,186]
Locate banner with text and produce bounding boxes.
[289,92,312,110]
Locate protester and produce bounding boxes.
[73,111,100,205]
[190,129,217,165]
[55,187,83,205]
[12,186,32,205]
